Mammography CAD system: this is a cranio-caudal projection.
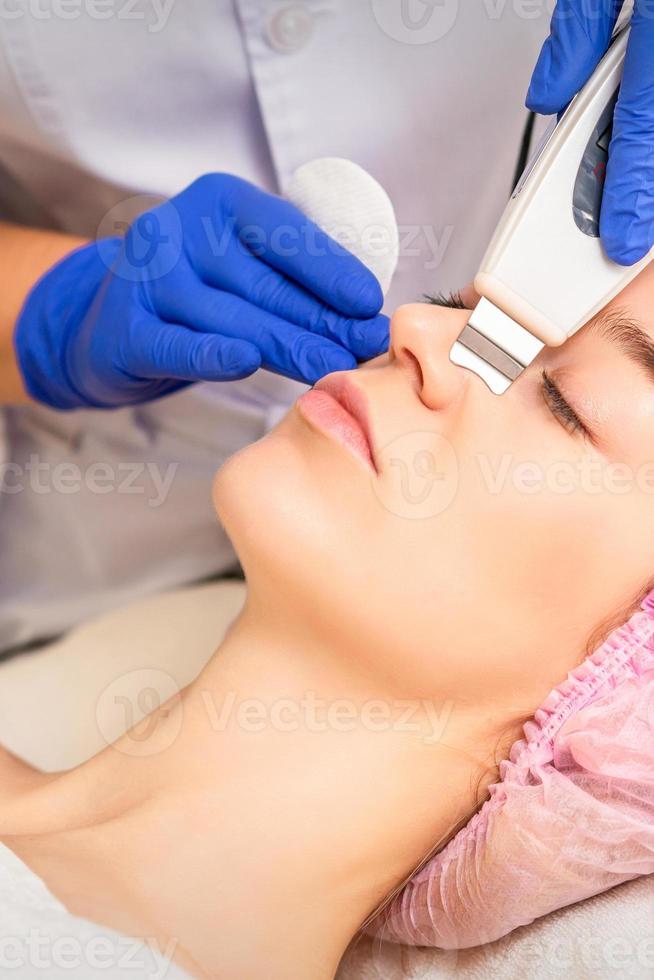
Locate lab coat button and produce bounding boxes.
[265,5,314,53]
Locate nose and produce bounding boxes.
[389,303,470,410]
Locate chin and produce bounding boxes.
[211,408,386,651]
[212,410,333,595]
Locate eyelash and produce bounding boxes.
[541,370,590,440]
[424,290,466,310]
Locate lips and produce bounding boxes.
[296,375,376,473]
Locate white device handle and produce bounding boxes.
[475,26,652,348]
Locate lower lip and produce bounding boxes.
[296,389,375,472]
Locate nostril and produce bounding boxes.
[399,347,424,394]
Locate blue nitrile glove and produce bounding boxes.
[527,0,654,265]
[15,173,389,409]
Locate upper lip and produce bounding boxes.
[314,374,378,472]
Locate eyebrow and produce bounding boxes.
[589,310,654,386]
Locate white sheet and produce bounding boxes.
[338,875,654,979]
[0,842,189,980]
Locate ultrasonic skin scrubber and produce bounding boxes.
[450,25,654,394]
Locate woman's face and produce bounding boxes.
[214,263,654,714]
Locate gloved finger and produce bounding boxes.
[155,279,357,384]
[601,2,654,264]
[127,314,262,382]
[192,243,389,360]
[221,175,384,319]
[527,0,622,115]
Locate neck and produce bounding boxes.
[1,599,495,979]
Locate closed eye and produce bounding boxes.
[541,371,591,441]
[426,296,593,442]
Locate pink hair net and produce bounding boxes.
[367,591,654,948]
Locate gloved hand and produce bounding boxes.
[15,173,389,409]
[527,0,654,265]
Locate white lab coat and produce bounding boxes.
[0,1,551,651]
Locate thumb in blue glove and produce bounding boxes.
[527,0,654,265]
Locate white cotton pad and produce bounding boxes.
[285,157,399,296]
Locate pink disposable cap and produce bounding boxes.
[366,592,654,948]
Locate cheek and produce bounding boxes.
[462,449,654,647]
[381,431,654,703]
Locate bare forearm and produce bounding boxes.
[0,222,88,405]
